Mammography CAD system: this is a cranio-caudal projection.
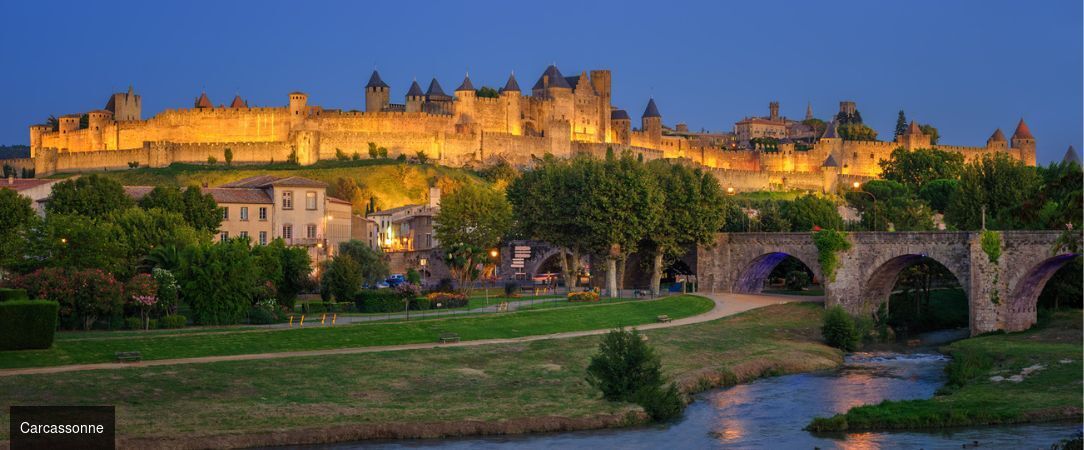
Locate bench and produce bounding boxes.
[439,333,460,344]
[115,351,142,363]
[656,315,672,323]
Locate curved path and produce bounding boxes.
[0,292,821,377]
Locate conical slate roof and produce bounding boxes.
[821,154,840,168]
[989,128,1007,142]
[426,78,450,100]
[195,92,213,109]
[1013,119,1034,140]
[229,95,246,108]
[455,74,474,92]
[822,120,839,139]
[532,65,571,90]
[642,98,661,118]
[405,80,424,98]
[366,70,389,89]
[500,73,520,93]
[610,109,630,121]
[1063,145,1080,165]
[907,121,923,135]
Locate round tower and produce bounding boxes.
[500,73,522,135]
[288,92,308,127]
[1010,118,1036,166]
[641,98,662,148]
[405,80,425,113]
[365,70,390,112]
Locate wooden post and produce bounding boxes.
[300,315,305,328]
[289,315,294,328]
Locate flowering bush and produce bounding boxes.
[152,268,179,316]
[13,268,124,330]
[395,282,422,299]
[568,291,600,303]
[425,291,468,309]
[132,295,158,330]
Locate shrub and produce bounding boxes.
[425,291,468,309]
[0,300,59,350]
[331,302,357,313]
[944,347,993,389]
[406,268,421,285]
[435,278,455,293]
[178,240,258,325]
[125,317,143,330]
[980,230,1001,263]
[822,305,860,351]
[568,291,600,303]
[634,383,685,422]
[0,288,28,302]
[503,282,518,297]
[248,306,277,324]
[814,229,851,282]
[159,315,187,329]
[302,302,328,314]
[355,289,403,313]
[586,328,663,402]
[784,271,810,291]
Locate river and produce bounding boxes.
[314,344,1079,449]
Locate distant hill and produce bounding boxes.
[57,160,491,214]
[0,145,30,159]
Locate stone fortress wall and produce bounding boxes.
[22,65,1036,193]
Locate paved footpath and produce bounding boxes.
[0,292,821,377]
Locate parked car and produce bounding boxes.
[386,274,406,287]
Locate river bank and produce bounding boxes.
[0,300,843,449]
[808,309,1083,432]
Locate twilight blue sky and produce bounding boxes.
[1,0,1080,163]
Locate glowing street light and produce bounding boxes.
[851,181,877,231]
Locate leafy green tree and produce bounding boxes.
[476,86,499,98]
[847,180,934,231]
[878,147,964,190]
[822,305,859,351]
[894,110,908,138]
[434,184,513,255]
[415,151,429,164]
[321,256,363,302]
[782,195,842,231]
[46,174,133,218]
[337,240,388,286]
[108,207,206,278]
[837,123,877,141]
[721,201,752,232]
[919,124,939,145]
[802,118,826,137]
[139,185,183,210]
[1028,161,1083,230]
[367,142,379,159]
[945,153,1041,230]
[0,189,38,274]
[180,186,223,233]
[443,242,484,292]
[24,214,126,274]
[177,239,259,325]
[224,147,234,166]
[755,201,792,232]
[642,161,726,295]
[918,179,958,213]
[586,328,663,401]
[580,153,663,297]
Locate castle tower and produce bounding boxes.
[805,102,813,120]
[641,98,662,148]
[897,121,931,150]
[590,70,612,142]
[769,101,780,121]
[105,85,142,121]
[288,92,308,126]
[986,128,1008,150]
[86,110,112,131]
[58,115,80,134]
[28,124,50,157]
[405,80,425,113]
[610,109,631,145]
[229,94,247,108]
[195,92,213,109]
[454,74,475,99]
[365,70,390,113]
[1011,118,1037,166]
[1063,145,1080,166]
[821,154,840,194]
[454,74,476,125]
[500,73,522,135]
[425,78,452,114]
[839,101,856,116]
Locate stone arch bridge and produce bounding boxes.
[695,231,1080,335]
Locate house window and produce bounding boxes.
[306,224,317,239]
[425,233,432,248]
[258,231,267,245]
[219,231,229,242]
[239,231,248,239]
[283,224,293,240]
[282,191,293,210]
[258,207,268,221]
[222,207,229,220]
[306,192,317,210]
[240,207,249,221]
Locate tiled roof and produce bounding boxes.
[907,121,923,135]
[822,120,839,139]
[1012,119,1034,140]
[326,196,351,205]
[455,74,474,92]
[821,155,840,168]
[532,65,571,90]
[219,175,327,189]
[500,73,520,93]
[229,95,247,108]
[610,109,630,121]
[124,185,273,204]
[988,128,1007,142]
[1063,146,1080,165]
[426,78,451,101]
[0,178,59,192]
[367,203,423,217]
[195,92,213,109]
[642,98,661,118]
[406,80,425,97]
[366,70,389,89]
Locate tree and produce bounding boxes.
[846,180,934,231]
[919,124,939,145]
[945,153,1041,230]
[46,175,133,218]
[641,161,726,295]
[442,242,485,292]
[837,123,877,141]
[321,256,363,302]
[367,142,379,159]
[822,305,859,351]
[434,184,513,255]
[585,328,685,421]
[579,153,663,297]
[918,179,958,213]
[878,147,964,190]
[782,195,842,231]
[755,201,792,232]
[802,118,826,137]
[24,214,126,274]
[415,151,429,164]
[0,189,38,273]
[177,239,259,325]
[337,240,388,286]
[224,147,234,166]
[180,186,222,232]
[894,110,908,138]
[108,207,205,278]
[476,86,499,98]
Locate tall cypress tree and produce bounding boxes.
[895,110,908,137]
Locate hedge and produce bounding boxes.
[0,300,59,350]
[356,289,404,313]
[0,288,29,302]
[159,315,187,329]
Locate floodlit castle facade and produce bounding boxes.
[21,65,1035,192]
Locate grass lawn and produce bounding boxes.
[807,309,1084,431]
[0,295,713,369]
[515,297,656,311]
[0,302,841,444]
[762,287,825,297]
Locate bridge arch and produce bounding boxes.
[860,253,969,318]
[1004,253,1080,331]
[733,252,820,294]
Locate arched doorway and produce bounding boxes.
[864,254,968,337]
[733,252,819,295]
[1006,253,1081,331]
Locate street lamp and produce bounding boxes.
[486,248,499,306]
[726,186,736,196]
[851,181,877,231]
